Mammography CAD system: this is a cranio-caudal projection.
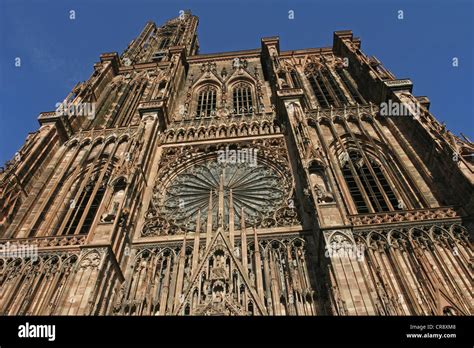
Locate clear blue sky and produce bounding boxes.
[0,0,473,165]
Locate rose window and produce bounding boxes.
[158,160,287,231]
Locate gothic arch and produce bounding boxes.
[229,80,256,115]
[408,227,433,246]
[166,129,175,142]
[91,136,105,147]
[134,246,178,261]
[366,231,389,250]
[335,144,403,213]
[197,127,206,139]
[80,138,92,148]
[176,128,186,141]
[104,134,117,145]
[108,175,128,188]
[360,113,375,123]
[386,229,410,248]
[191,66,223,91]
[65,138,79,149]
[186,127,196,140]
[208,125,217,138]
[192,83,220,118]
[218,125,227,138]
[227,75,256,89]
[117,133,131,143]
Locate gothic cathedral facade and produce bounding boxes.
[1,12,473,316]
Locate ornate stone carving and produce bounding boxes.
[142,138,298,236]
[349,207,458,226]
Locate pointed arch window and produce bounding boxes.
[232,83,253,115]
[341,151,400,214]
[335,68,366,104]
[308,70,334,108]
[158,36,171,49]
[290,70,301,88]
[196,86,217,117]
[324,70,347,104]
[308,69,350,107]
[62,166,109,235]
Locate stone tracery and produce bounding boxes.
[142,138,298,236]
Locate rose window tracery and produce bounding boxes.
[157,160,287,231]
